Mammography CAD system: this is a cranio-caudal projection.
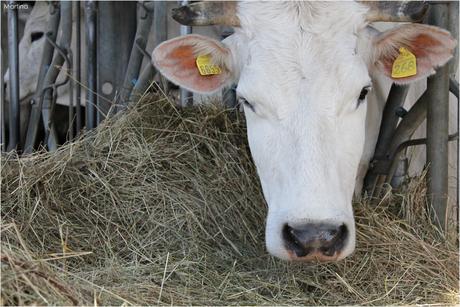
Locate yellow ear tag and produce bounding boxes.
[196,54,222,76]
[391,47,417,78]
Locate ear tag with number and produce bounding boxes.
[196,54,222,76]
[391,47,417,78]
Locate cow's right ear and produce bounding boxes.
[152,34,234,94]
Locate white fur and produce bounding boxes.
[223,2,372,259]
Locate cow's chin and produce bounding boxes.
[264,212,356,263]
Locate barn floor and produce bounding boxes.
[1,94,458,305]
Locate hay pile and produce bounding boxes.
[1,94,458,305]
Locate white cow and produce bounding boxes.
[152,1,457,262]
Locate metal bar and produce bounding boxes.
[221,28,237,108]
[449,1,459,222]
[85,0,97,130]
[74,2,82,134]
[364,84,409,192]
[448,1,458,77]
[119,1,154,110]
[364,89,429,196]
[373,84,410,158]
[153,1,169,94]
[385,133,459,186]
[387,90,429,156]
[41,1,73,151]
[1,6,5,151]
[131,64,157,100]
[97,2,137,121]
[6,0,19,152]
[24,2,61,154]
[450,78,459,100]
[153,1,167,47]
[179,0,193,107]
[426,3,450,230]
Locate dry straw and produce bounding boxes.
[1,94,458,305]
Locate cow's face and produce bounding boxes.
[4,2,48,103]
[153,2,455,262]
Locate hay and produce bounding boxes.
[1,94,458,305]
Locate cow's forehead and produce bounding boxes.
[24,2,49,32]
[232,2,370,118]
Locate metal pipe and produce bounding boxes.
[373,84,410,158]
[450,78,459,100]
[179,0,193,107]
[426,3,450,230]
[74,2,82,134]
[1,6,5,151]
[119,1,154,110]
[130,62,157,100]
[85,0,97,130]
[153,1,169,95]
[364,89,429,196]
[24,2,61,154]
[448,1,458,77]
[41,1,73,151]
[385,133,459,186]
[6,0,19,152]
[364,84,409,192]
[448,1,459,218]
[387,90,428,156]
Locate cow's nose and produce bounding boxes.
[282,223,348,258]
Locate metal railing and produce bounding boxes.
[364,2,459,230]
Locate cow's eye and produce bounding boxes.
[358,86,371,101]
[30,32,44,42]
[238,97,255,112]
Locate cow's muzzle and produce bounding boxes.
[282,223,348,262]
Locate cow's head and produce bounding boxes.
[3,1,49,104]
[152,1,456,262]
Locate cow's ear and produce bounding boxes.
[152,34,234,94]
[372,24,456,84]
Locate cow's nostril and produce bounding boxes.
[283,223,348,258]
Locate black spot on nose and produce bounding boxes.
[283,223,348,258]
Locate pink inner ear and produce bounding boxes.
[153,37,231,93]
[376,25,456,84]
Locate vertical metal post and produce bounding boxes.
[364,84,409,192]
[1,6,5,151]
[74,2,82,134]
[6,0,20,152]
[97,1,137,120]
[119,1,153,110]
[85,0,97,130]
[41,1,73,151]
[130,1,165,99]
[153,1,167,48]
[447,1,459,227]
[426,3,450,230]
[179,0,192,107]
[221,28,237,108]
[448,1,458,77]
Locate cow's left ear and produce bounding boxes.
[372,23,456,84]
